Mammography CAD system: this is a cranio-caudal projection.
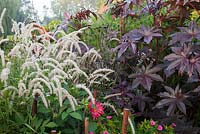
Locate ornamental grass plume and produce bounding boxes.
[0,49,5,67]
[0,62,11,86]
[102,102,118,115]
[0,8,6,33]
[0,19,113,111]
[88,101,104,120]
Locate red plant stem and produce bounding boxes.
[93,90,97,101]
[188,2,197,11]
[50,130,57,134]
[156,38,159,62]
[120,16,124,35]
[120,3,125,35]
[32,93,38,116]
[122,108,129,134]
[84,117,89,134]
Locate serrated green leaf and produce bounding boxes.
[42,119,50,127]
[24,123,37,133]
[69,112,82,120]
[66,108,73,113]
[89,122,97,132]
[45,122,57,128]
[61,112,68,120]
[63,129,74,134]
[33,118,43,130]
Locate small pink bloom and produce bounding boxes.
[112,15,116,19]
[150,120,156,126]
[106,116,112,119]
[172,123,176,128]
[103,131,109,134]
[89,132,94,134]
[157,125,163,131]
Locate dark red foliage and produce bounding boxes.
[72,9,97,21]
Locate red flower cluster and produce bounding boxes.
[88,101,104,119]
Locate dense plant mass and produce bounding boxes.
[1,0,200,133]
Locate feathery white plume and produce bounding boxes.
[0,62,11,86]
[33,89,48,108]
[104,93,122,99]
[102,102,118,115]
[76,84,95,103]
[0,8,6,33]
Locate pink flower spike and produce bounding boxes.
[157,125,163,131]
[106,116,112,119]
[103,131,109,134]
[172,123,176,128]
[150,120,156,126]
[89,132,94,134]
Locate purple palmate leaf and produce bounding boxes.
[129,63,163,92]
[155,85,190,116]
[133,91,154,112]
[170,21,200,45]
[113,26,162,58]
[164,44,200,78]
[140,0,163,15]
[113,30,141,58]
[137,26,162,44]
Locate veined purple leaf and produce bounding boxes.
[114,26,162,58]
[118,45,129,58]
[130,43,137,54]
[148,74,163,81]
[144,36,153,44]
[138,26,162,44]
[155,85,190,116]
[193,86,200,92]
[155,98,175,108]
[143,77,152,92]
[164,86,175,95]
[167,103,176,116]
[164,45,200,78]
[170,21,200,45]
[132,78,141,89]
[129,64,163,91]
[177,101,186,115]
